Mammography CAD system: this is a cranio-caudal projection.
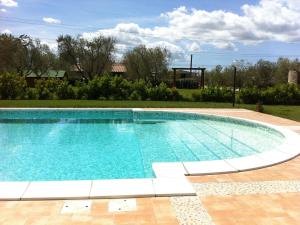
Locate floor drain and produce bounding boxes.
[108,199,137,212]
[61,200,92,214]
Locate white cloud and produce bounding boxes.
[82,0,300,60]
[42,17,61,24]
[1,8,7,12]
[41,40,58,52]
[186,42,201,52]
[82,23,186,59]
[212,42,238,51]
[0,0,17,7]
[1,29,12,34]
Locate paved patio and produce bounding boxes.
[0,109,299,225]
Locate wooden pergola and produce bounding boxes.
[172,67,206,88]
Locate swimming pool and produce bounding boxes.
[0,109,292,182]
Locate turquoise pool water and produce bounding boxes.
[0,110,285,181]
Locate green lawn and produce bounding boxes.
[0,100,300,122]
[177,89,201,99]
[0,100,242,109]
[262,105,300,122]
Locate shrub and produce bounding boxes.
[76,83,89,100]
[34,79,62,100]
[239,87,261,104]
[87,77,102,99]
[129,90,141,100]
[170,87,182,101]
[147,83,172,101]
[261,84,300,105]
[25,88,39,100]
[0,73,27,99]
[87,75,112,99]
[192,87,232,102]
[98,74,112,99]
[110,76,131,100]
[57,80,76,99]
[131,79,150,100]
[239,84,300,105]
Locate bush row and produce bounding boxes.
[239,84,300,105]
[0,73,181,101]
[1,73,299,105]
[191,87,233,102]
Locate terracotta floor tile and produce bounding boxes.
[113,213,157,225]
[156,223,178,225]
[0,197,180,225]
[203,193,300,225]
[0,218,27,225]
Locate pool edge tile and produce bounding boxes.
[21,180,92,200]
[152,162,187,178]
[90,179,155,199]
[153,178,196,197]
[183,160,237,175]
[256,150,297,165]
[225,155,272,172]
[0,182,29,201]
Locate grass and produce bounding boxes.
[262,105,300,122]
[177,89,201,99]
[177,89,300,122]
[0,100,244,109]
[0,100,300,122]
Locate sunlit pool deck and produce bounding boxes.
[0,108,300,225]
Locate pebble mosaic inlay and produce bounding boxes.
[193,180,300,197]
[171,196,214,225]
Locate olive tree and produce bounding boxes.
[0,34,56,76]
[123,45,170,83]
[0,34,21,73]
[57,35,116,79]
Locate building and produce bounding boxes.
[288,70,300,86]
[25,70,67,87]
[67,64,85,83]
[25,64,127,86]
[111,63,127,76]
[178,70,199,79]
[66,63,127,82]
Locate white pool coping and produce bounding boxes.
[0,108,300,200]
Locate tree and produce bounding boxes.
[0,34,56,76]
[255,59,276,87]
[274,58,290,84]
[20,36,57,76]
[57,35,116,79]
[123,45,170,83]
[0,34,26,73]
[231,60,248,88]
[207,65,225,86]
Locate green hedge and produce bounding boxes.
[239,87,261,104]
[0,73,182,101]
[0,73,27,99]
[239,84,300,105]
[1,73,299,105]
[192,87,233,102]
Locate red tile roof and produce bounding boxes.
[111,64,127,73]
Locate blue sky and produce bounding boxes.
[1,0,300,68]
